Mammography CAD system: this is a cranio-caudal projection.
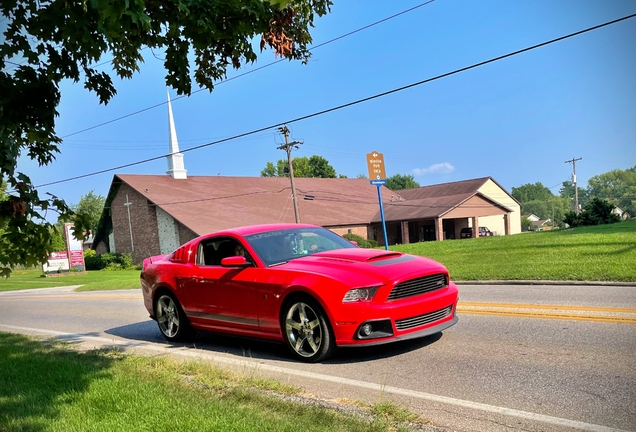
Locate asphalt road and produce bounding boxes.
[1,283,634,432]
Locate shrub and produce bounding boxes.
[563,198,621,227]
[342,233,375,248]
[521,218,534,231]
[85,252,135,271]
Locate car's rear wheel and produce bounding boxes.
[282,296,335,362]
[155,292,191,342]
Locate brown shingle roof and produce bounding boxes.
[379,193,476,221]
[397,177,490,200]
[116,175,389,235]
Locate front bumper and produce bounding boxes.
[331,284,459,346]
[344,315,458,347]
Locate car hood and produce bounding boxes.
[278,248,448,287]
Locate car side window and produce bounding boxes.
[197,238,253,267]
[198,240,220,266]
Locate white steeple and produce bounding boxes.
[166,89,187,180]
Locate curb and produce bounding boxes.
[454,280,636,287]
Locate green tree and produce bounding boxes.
[512,182,553,203]
[0,180,7,249]
[521,196,570,228]
[293,157,312,177]
[0,0,331,276]
[521,218,534,231]
[71,191,106,236]
[49,228,66,252]
[260,161,284,177]
[386,174,420,191]
[307,155,337,178]
[563,198,621,227]
[260,155,339,178]
[559,181,589,212]
[586,166,636,215]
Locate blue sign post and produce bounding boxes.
[367,148,389,251]
[370,179,390,250]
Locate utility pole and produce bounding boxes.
[277,126,303,223]
[565,157,582,213]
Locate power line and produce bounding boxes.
[60,1,437,139]
[35,12,636,189]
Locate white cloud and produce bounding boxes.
[413,162,455,176]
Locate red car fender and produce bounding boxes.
[276,272,351,327]
[142,261,195,318]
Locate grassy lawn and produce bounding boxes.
[0,269,140,292]
[392,220,636,282]
[0,332,418,432]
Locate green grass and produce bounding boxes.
[391,220,636,282]
[0,269,140,292]
[0,332,421,432]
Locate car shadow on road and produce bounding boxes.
[327,332,444,364]
[105,320,291,361]
[105,321,445,364]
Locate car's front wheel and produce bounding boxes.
[155,292,191,342]
[282,297,335,362]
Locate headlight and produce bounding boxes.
[343,286,380,303]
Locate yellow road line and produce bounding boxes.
[457,308,636,324]
[458,302,636,313]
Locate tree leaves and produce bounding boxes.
[0,0,332,275]
[385,174,420,191]
[260,155,338,178]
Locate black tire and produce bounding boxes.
[282,296,336,362]
[154,292,192,342]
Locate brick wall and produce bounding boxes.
[178,224,198,244]
[111,183,161,264]
[327,225,369,239]
[95,242,108,255]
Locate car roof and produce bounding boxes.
[207,223,321,238]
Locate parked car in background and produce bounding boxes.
[140,223,459,362]
[460,226,494,238]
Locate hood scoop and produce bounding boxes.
[364,252,403,261]
[312,249,404,263]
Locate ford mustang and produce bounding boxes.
[140,224,458,362]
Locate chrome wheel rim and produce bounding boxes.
[285,302,322,358]
[157,295,180,338]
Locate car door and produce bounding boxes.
[181,237,260,332]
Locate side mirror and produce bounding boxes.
[220,256,251,268]
[350,240,358,247]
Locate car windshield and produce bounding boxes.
[245,227,356,267]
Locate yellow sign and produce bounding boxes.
[366,150,387,181]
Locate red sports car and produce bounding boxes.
[140,224,458,362]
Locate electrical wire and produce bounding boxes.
[60,1,438,139]
[35,12,636,189]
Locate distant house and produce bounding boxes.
[612,207,630,220]
[526,214,541,222]
[82,234,94,251]
[531,219,552,231]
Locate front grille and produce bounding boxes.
[387,273,448,301]
[395,306,453,331]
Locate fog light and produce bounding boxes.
[361,323,373,336]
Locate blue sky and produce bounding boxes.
[13,0,636,213]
